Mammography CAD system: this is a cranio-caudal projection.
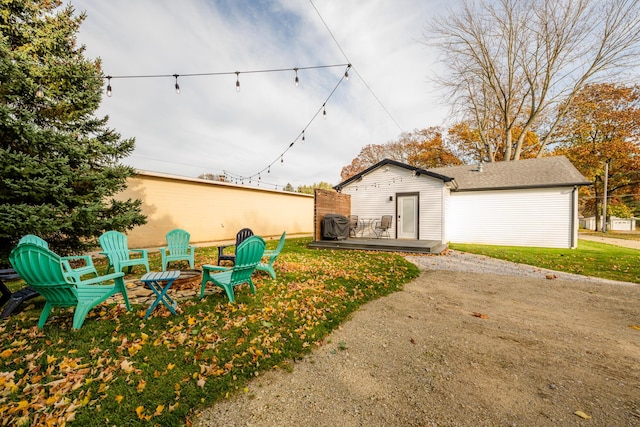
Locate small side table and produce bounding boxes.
[139,270,181,319]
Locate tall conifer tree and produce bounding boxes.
[0,0,146,263]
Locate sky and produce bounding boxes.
[70,0,452,189]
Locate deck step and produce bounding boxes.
[308,239,446,254]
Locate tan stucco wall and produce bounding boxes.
[115,171,314,248]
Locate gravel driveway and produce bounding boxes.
[407,249,633,286]
[193,248,640,426]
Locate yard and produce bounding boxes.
[0,238,419,426]
[1,236,639,425]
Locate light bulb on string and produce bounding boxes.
[345,64,351,80]
[235,72,240,92]
[268,165,271,174]
[294,68,299,87]
[323,103,327,119]
[302,130,305,143]
[106,76,112,97]
[174,74,180,94]
[281,155,284,164]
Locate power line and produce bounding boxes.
[308,0,404,133]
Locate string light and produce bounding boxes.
[223,63,349,187]
[86,63,350,106]
[337,174,421,192]
[87,63,350,189]
[36,63,349,104]
[174,74,180,94]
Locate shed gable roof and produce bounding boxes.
[336,156,591,192]
[429,156,591,191]
[335,158,454,191]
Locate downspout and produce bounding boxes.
[571,186,577,249]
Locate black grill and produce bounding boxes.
[321,214,350,240]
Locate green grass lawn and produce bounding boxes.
[450,239,640,284]
[0,238,419,426]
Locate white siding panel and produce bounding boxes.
[341,165,445,241]
[448,188,573,248]
[419,184,445,241]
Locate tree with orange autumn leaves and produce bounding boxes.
[552,83,640,228]
[447,122,540,163]
[340,128,461,181]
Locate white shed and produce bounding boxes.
[335,156,591,249]
[580,216,637,231]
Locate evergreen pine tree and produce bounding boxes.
[0,0,146,263]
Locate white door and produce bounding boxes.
[397,194,418,239]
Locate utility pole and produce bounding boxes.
[603,159,610,233]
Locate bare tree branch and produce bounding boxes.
[426,0,640,161]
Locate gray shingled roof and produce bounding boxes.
[429,156,591,191]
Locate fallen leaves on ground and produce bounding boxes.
[574,410,592,419]
[0,246,418,426]
[472,312,489,319]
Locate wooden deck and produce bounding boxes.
[307,238,447,254]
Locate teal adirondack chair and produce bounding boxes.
[256,231,286,279]
[18,234,98,282]
[9,243,131,330]
[200,235,265,302]
[99,231,150,275]
[160,229,195,271]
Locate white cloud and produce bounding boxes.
[71,0,450,188]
